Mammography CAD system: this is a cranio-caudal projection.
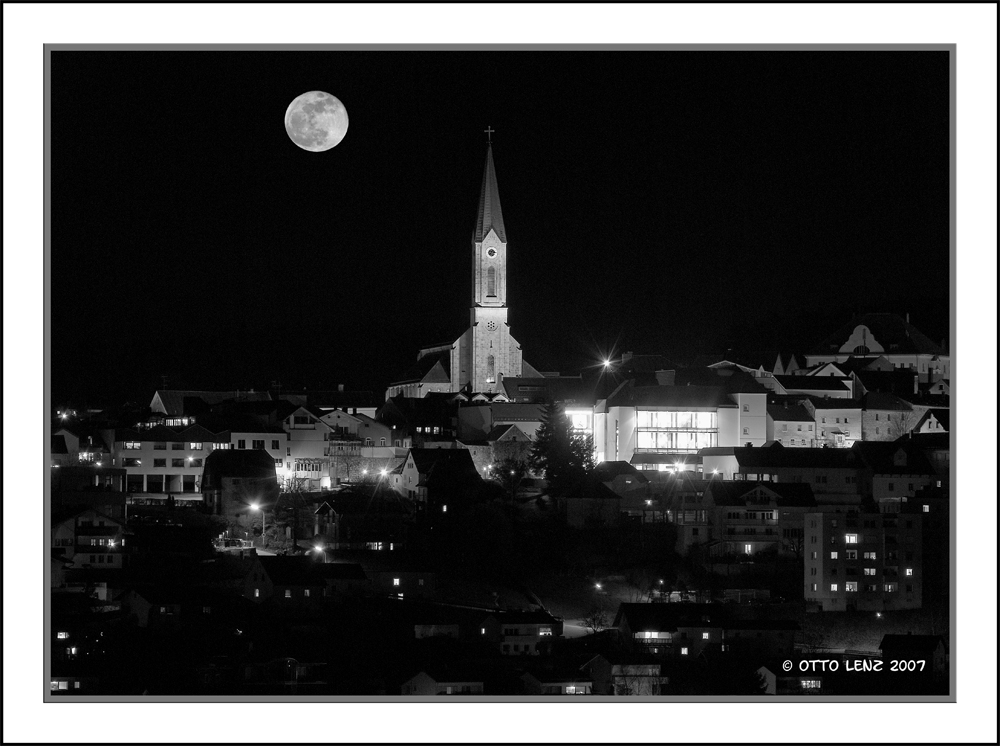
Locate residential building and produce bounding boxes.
[804,399,862,448]
[581,654,666,695]
[480,609,563,656]
[200,449,280,521]
[803,510,922,611]
[804,313,949,384]
[51,507,125,573]
[521,671,593,695]
[766,401,817,447]
[860,392,920,442]
[401,669,485,696]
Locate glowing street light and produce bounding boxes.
[249,503,266,547]
[595,583,602,590]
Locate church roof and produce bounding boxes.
[473,145,506,244]
[808,313,946,356]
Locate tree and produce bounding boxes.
[582,602,610,634]
[530,400,595,495]
[887,410,919,440]
[492,457,528,502]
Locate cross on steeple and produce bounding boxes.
[484,126,495,144]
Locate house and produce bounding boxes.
[700,480,817,557]
[368,568,436,600]
[200,448,279,521]
[766,401,817,447]
[804,510,922,611]
[613,603,798,661]
[102,422,222,497]
[879,634,948,677]
[804,398,863,448]
[480,609,563,655]
[197,548,274,602]
[400,668,485,695]
[121,585,254,629]
[771,374,854,400]
[582,653,666,695]
[393,447,483,512]
[860,392,920,442]
[564,480,624,529]
[593,461,650,499]
[852,440,937,511]
[757,665,825,695]
[521,671,593,695]
[914,408,949,434]
[51,507,125,570]
[700,444,864,508]
[804,313,949,384]
[257,555,369,601]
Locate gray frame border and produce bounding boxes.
[42,42,957,705]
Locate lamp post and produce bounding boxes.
[250,503,266,548]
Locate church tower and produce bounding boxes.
[452,145,525,393]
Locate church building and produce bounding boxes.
[387,145,541,399]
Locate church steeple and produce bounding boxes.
[473,145,507,244]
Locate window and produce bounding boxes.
[153,442,166,450]
[171,442,184,450]
[190,442,203,451]
[744,544,752,554]
[865,568,876,576]
[252,439,264,450]
[845,582,858,592]
[884,583,898,593]
[922,504,930,513]
[845,550,857,560]
[680,647,689,656]
[393,578,400,586]
[154,459,166,468]
[486,266,496,296]
[189,458,202,467]
[442,505,448,513]
[830,584,838,592]
[782,424,788,431]
[271,439,280,450]
[905,568,913,576]
[864,551,877,560]
[801,679,822,690]
[845,534,858,544]
[254,588,260,598]
[742,427,750,435]
[887,483,895,492]
[284,590,292,598]
[214,442,231,450]
[830,552,838,560]
[810,568,817,576]
[237,440,246,449]
[811,583,818,592]
[701,632,710,640]
[811,552,817,559]
[418,578,424,586]
[742,404,749,413]
[170,458,184,467]
[123,441,141,450]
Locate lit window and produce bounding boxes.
[865,568,876,576]
[680,647,689,656]
[845,534,858,544]
[702,632,709,640]
[864,551,877,560]
[801,679,822,689]
[744,544,752,554]
[811,583,818,592]
[830,552,838,560]
[481,627,486,635]
[418,578,424,586]
[57,631,69,639]
[393,578,400,586]
[304,589,310,597]
[284,590,292,598]
[905,568,913,576]
[442,505,448,513]
[922,505,930,513]
[254,588,260,598]
[189,442,203,451]
[830,584,838,592]
[845,550,857,560]
[845,582,858,592]
[123,441,141,450]
[884,583,898,593]
[58,681,69,690]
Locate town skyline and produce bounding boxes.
[50,49,950,408]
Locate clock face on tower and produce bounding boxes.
[486,320,498,331]
[487,248,496,257]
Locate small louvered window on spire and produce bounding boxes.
[486,355,496,384]
[487,267,496,297]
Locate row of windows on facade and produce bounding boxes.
[123,440,282,451]
[815,582,913,593]
[810,549,915,563]
[810,562,914,575]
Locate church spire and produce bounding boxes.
[473,144,507,244]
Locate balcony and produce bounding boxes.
[725,518,778,526]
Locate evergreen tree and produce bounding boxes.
[530,400,595,494]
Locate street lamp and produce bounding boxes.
[249,503,266,548]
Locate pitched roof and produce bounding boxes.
[52,434,69,455]
[915,408,949,431]
[500,376,596,406]
[151,390,272,416]
[593,461,648,482]
[700,444,861,469]
[202,449,278,484]
[809,313,946,356]
[861,392,914,412]
[773,375,852,392]
[473,145,506,243]
[605,381,732,409]
[766,403,814,422]
[705,481,817,508]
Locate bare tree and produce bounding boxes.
[582,602,610,634]
[887,410,919,440]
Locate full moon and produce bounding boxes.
[284,91,349,152]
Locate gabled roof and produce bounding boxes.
[851,440,935,475]
[406,448,481,483]
[705,481,817,508]
[481,609,560,624]
[391,349,452,386]
[202,449,279,484]
[473,145,506,244]
[915,408,949,431]
[500,376,595,406]
[613,603,727,631]
[485,424,531,442]
[809,313,946,356]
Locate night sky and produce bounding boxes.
[50,49,951,408]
